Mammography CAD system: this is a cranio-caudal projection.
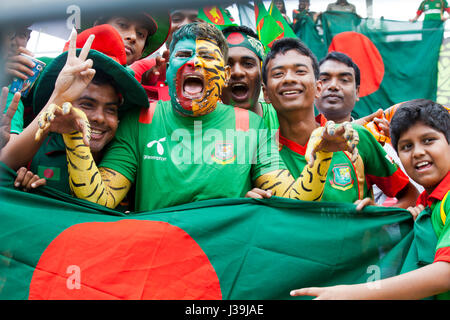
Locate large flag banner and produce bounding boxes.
[0,162,437,300]
[296,11,445,119]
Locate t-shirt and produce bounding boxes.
[416,171,450,300]
[100,100,285,211]
[417,0,450,20]
[261,101,279,132]
[279,120,410,203]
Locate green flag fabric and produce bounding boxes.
[267,1,297,40]
[0,162,438,300]
[254,0,283,53]
[197,6,237,30]
[295,11,445,119]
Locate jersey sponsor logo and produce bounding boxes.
[330,165,354,191]
[144,137,167,161]
[211,142,236,165]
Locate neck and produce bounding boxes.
[251,102,264,117]
[92,151,102,164]
[328,113,352,124]
[277,106,319,146]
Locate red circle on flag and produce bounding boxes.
[43,168,54,179]
[227,32,245,45]
[328,31,384,97]
[28,220,222,300]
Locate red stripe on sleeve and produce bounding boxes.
[234,107,249,131]
[366,167,410,198]
[434,247,450,263]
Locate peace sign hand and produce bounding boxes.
[51,28,96,105]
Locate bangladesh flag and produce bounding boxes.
[0,162,438,300]
[254,0,283,52]
[297,11,445,119]
[267,0,297,40]
[197,6,237,30]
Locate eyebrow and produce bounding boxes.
[78,96,120,106]
[319,71,354,77]
[270,63,309,72]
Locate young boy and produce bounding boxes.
[290,99,450,300]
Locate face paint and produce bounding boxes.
[167,37,229,117]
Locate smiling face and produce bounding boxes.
[106,16,149,65]
[263,49,321,114]
[316,59,359,123]
[397,122,450,194]
[167,37,230,117]
[221,46,261,111]
[73,83,120,154]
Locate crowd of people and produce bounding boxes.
[0,2,449,300]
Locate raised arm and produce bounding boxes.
[255,121,359,201]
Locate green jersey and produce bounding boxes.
[5,90,25,134]
[261,101,279,133]
[100,100,285,212]
[279,120,410,203]
[418,0,449,20]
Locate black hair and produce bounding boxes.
[274,0,287,14]
[319,51,360,87]
[390,99,450,152]
[262,37,319,85]
[170,22,228,61]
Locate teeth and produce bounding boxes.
[91,130,103,135]
[416,161,430,168]
[282,90,300,95]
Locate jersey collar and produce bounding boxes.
[416,171,450,207]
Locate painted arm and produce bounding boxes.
[255,121,359,201]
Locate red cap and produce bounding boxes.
[63,24,127,66]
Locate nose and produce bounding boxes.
[231,63,245,79]
[412,143,426,158]
[327,77,339,91]
[124,28,137,42]
[283,69,299,84]
[88,109,106,125]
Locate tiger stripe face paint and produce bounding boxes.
[167,37,230,117]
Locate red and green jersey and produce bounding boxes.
[416,171,450,300]
[417,0,450,20]
[279,118,410,203]
[100,100,285,212]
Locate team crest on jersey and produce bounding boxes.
[211,142,236,165]
[330,165,353,191]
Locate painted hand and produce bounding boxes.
[305,121,359,168]
[35,102,91,147]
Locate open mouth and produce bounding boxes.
[182,75,204,100]
[230,83,249,100]
[90,128,106,140]
[415,161,432,171]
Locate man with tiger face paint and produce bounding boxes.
[35,22,360,212]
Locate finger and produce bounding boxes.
[0,87,9,115]
[6,60,35,76]
[65,59,94,75]
[78,34,95,61]
[5,68,31,80]
[30,177,47,189]
[14,167,27,187]
[67,28,78,60]
[21,171,35,190]
[246,191,263,199]
[79,68,96,80]
[8,54,36,68]
[17,46,34,56]
[4,92,21,120]
[290,288,320,297]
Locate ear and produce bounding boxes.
[355,85,360,102]
[262,83,271,104]
[223,65,231,87]
[314,79,323,99]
